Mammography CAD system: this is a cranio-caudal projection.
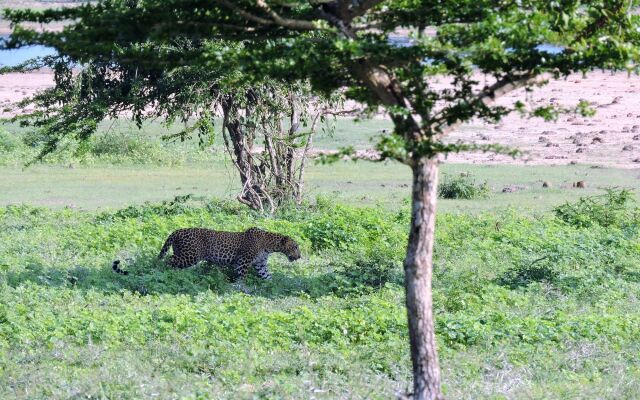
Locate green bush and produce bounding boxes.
[554,188,639,228]
[96,194,203,222]
[0,122,217,166]
[0,129,21,152]
[497,256,559,288]
[303,216,360,250]
[89,134,170,162]
[322,246,404,295]
[438,173,489,199]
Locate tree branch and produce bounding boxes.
[351,61,423,141]
[218,0,274,26]
[337,0,386,23]
[255,0,319,30]
[218,0,319,30]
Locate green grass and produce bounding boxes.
[0,197,639,399]
[2,118,638,213]
[1,118,640,398]
[0,162,637,213]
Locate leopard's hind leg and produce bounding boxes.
[167,255,196,269]
[231,253,254,282]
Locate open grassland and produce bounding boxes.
[1,119,639,213]
[1,163,638,214]
[1,195,639,399]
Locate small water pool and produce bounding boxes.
[0,37,57,67]
[0,36,563,68]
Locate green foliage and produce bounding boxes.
[0,124,217,167]
[95,194,204,222]
[554,189,639,228]
[497,256,559,289]
[303,216,359,250]
[326,248,404,296]
[0,197,639,398]
[576,99,597,117]
[89,133,161,157]
[438,173,489,199]
[0,129,20,153]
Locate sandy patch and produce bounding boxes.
[443,71,640,168]
[0,70,54,116]
[0,1,76,35]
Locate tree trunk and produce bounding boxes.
[404,156,443,400]
[286,96,299,185]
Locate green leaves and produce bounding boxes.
[554,189,639,229]
[438,173,489,200]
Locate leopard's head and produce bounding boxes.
[279,236,301,262]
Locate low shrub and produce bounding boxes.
[323,247,404,295]
[0,129,21,152]
[96,194,204,222]
[497,255,559,288]
[438,173,489,199]
[87,133,195,165]
[554,188,639,228]
[0,123,217,166]
[90,133,160,158]
[303,216,361,250]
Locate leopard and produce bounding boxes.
[112,227,301,281]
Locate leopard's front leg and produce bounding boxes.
[252,252,272,280]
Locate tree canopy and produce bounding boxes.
[3,1,639,162]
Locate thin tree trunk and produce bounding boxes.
[404,156,443,400]
[296,111,320,204]
[222,97,265,211]
[286,95,299,185]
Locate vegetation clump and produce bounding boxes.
[0,129,20,153]
[438,173,490,199]
[0,124,216,167]
[0,197,639,398]
[554,188,639,228]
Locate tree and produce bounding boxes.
[2,37,337,212]
[215,82,337,212]
[3,1,639,398]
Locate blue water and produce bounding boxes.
[0,36,563,68]
[536,44,563,54]
[388,36,564,54]
[0,37,57,67]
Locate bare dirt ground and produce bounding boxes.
[0,70,52,115]
[2,70,640,168]
[0,1,74,35]
[445,72,640,168]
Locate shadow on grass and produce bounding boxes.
[622,271,640,283]
[495,256,560,289]
[4,256,404,299]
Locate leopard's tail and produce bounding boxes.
[158,233,175,260]
[112,260,128,275]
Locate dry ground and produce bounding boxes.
[2,70,640,168]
